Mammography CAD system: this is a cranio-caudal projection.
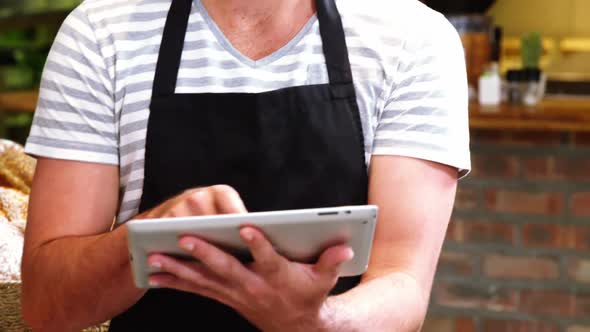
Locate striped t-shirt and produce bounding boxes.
[25,0,471,223]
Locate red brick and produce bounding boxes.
[483,320,559,332]
[521,224,589,250]
[522,224,567,248]
[448,219,515,245]
[483,255,559,280]
[572,193,590,217]
[455,187,479,210]
[523,157,590,181]
[483,319,559,332]
[568,325,590,332]
[520,289,575,316]
[446,220,457,238]
[437,251,474,276]
[465,221,515,244]
[446,219,462,242]
[485,190,564,215]
[421,317,454,332]
[456,317,476,332]
[568,258,590,284]
[522,157,553,180]
[471,155,519,178]
[422,316,475,332]
[434,281,518,311]
[555,159,590,181]
[508,132,564,146]
[573,225,590,251]
[575,292,590,318]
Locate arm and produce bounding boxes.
[21,159,145,332]
[316,9,469,330]
[321,155,458,331]
[21,160,248,331]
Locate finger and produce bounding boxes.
[211,185,247,214]
[142,189,207,219]
[162,200,194,218]
[163,190,215,218]
[313,245,354,277]
[178,236,254,282]
[181,189,217,216]
[140,200,172,219]
[147,254,221,291]
[240,227,284,273]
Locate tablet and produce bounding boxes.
[127,205,378,288]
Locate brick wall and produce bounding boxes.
[423,130,590,332]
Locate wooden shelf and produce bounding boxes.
[0,9,71,32]
[470,99,590,132]
[0,90,38,113]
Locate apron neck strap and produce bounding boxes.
[316,0,354,86]
[152,0,192,98]
[152,0,353,97]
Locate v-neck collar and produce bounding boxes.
[195,0,318,68]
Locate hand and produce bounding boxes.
[145,197,353,331]
[134,184,248,219]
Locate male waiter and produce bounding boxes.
[21,0,470,330]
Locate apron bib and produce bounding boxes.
[110,0,368,329]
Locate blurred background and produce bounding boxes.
[0,0,81,144]
[419,1,590,332]
[0,0,588,331]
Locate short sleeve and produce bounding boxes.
[372,14,471,178]
[25,6,118,165]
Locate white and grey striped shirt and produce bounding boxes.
[25,0,471,223]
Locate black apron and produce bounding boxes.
[109,0,368,330]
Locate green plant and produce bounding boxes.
[521,32,542,69]
[1,112,34,145]
[4,112,33,128]
[14,48,47,85]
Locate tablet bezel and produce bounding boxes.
[127,205,378,288]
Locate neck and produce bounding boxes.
[201,0,315,30]
[199,0,316,61]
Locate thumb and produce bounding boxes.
[314,245,354,277]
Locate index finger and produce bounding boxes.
[210,185,247,214]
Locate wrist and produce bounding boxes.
[111,225,145,296]
[272,301,335,332]
[315,297,361,332]
[293,299,339,332]
[315,300,336,332]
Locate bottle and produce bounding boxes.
[478,27,502,106]
[478,63,502,106]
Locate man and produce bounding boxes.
[21,0,470,330]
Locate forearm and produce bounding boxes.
[21,226,145,331]
[321,273,428,332]
[317,157,458,332]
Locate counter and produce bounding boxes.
[470,98,590,132]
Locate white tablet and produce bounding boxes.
[127,205,378,288]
